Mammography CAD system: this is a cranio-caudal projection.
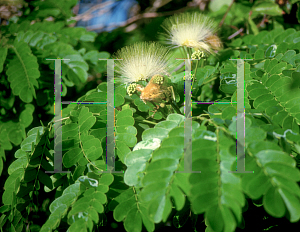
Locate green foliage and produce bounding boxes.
[7,40,40,103]
[0,0,110,176]
[1,0,300,232]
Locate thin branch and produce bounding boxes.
[85,6,192,32]
[147,0,173,12]
[218,0,235,28]
[136,119,158,125]
[71,1,115,21]
[227,28,244,40]
[229,25,239,30]
[229,25,244,36]
[257,14,267,28]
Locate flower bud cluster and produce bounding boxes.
[183,73,195,80]
[127,83,137,96]
[151,74,164,85]
[191,50,205,60]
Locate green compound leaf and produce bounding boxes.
[38,171,53,190]
[116,133,137,147]
[112,188,155,232]
[115,108,137,150]
[133,138,161,151]
[81,134,103,161]
[242,143,300,223]
[155,120,178,131]
[248,71,300,126]
[63,148,83,168]
[124,149,153,186]
[276,42,289,55]
[254,49,265,60]
[115,85,127,97]
[190,131,245,232]
[127,117,192,224]
[219,60,250,95]
[63,54,89,84]
[116,125,137,135]
[21,134,37,151]
[115,140,131,163]
[123,114,184,189]
[6,40,40,103]
[78,106,96,133]
[115,93,125,107]
[275,29,296,44]
[49,190,76,213]
[3,23,300,232]
[166,114,185,124]
[116,116,134,127]
[134,97,151,112]
[63,173,114,231]
[221,106,237,120]
[142,128,169,141]
[124,207,142,232]
[6,121,26,146]
[19,104,35,128]
[2,168,23,205]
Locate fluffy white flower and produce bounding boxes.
[161,12,222,53]
[113,42,171,84]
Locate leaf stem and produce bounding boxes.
[136,119,157,125]
[192,59,199,90]
[48,116,70,126]
[170,101,182,115]
[193,115,231,135]
[78,131,101,170]
[203,77,217,85]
